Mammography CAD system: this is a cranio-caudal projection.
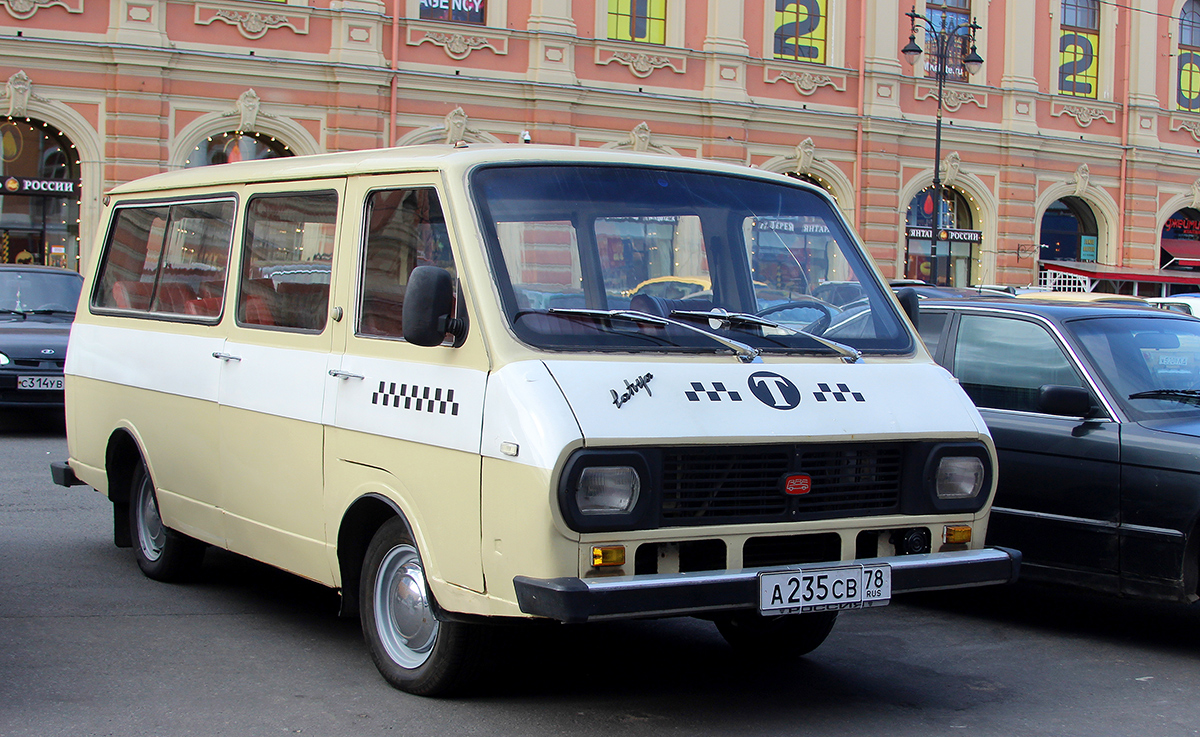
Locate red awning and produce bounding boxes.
[1161,239,1200,266]
[1042,261,1200,286]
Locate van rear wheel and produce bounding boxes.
[129,461,205,581]
[716,611,838,659]
[360,517,485,696]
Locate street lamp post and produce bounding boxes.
[902,7,983,287]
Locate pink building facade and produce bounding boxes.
[3,0,1200,294]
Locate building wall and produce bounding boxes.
[1,0,1198,287]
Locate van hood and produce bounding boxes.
[541,359,989,445]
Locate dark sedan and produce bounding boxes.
[0,265,83,409]
[916,297,1200,602]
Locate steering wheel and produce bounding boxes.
[34,303,70,312]
[757,298,837,334]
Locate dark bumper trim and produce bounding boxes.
[514,547,1021,623]
[50,461,84,487]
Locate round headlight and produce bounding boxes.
[0,352,9,366]
[935,456,985,499]
[576,466,641,515]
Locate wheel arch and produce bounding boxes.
[104,427,146,548]
[336,493,410,617]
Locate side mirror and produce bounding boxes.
[895,287,920,332]
[1038,384,1094,418]
[402,266,466,347]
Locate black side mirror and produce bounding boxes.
[1038,384,1094,418]
[402,266,466,347]
[895,287,920,332]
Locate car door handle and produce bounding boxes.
[329,369,364,380]
[212,352,241,362]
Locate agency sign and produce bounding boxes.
[3,177,77,197]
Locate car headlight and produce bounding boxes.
[935,456,985,499]
[577,466,641,515]
[0,352,9,366]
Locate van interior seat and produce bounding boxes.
[155,282,199,313]
[183,297,222,318]
[239,294,275,326]
[629,294,714,317]
[275,282,330,330]
[112,280,154,310]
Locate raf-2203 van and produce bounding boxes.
[52,144,1019,696]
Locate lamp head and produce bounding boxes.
[902,35,923,66]
[963,44,984,76]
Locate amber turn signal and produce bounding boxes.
[592,545,626,567]
[942,525,972,544]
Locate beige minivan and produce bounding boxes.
[52,144,1018,695]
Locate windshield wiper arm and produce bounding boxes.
[0,308,26,318]
[26,308,75,316]
[670,308,863,364]
[1128,389,1200,406]
[541,307,762,363]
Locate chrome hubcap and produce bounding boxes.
[136,476,166,562]
[374,544,438,669]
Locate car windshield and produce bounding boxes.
[472,164,911,356]
[1067,315,1200,421]
[0,269,82,316]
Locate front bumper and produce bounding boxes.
[514,547,1020,623]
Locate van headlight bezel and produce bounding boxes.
[558,450,653,532]
[921,443,993,512]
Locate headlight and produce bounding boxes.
[935,456,985,499]
[577,466,641,515]
[0,352,9,366]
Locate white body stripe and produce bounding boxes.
[67,323,222,401]
[222,340,330,424]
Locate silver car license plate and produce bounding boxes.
[759,563,892,614]
[18,376,64,390]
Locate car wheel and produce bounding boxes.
[360,517,486,696]
[715,611,838,659]
[129,461,205,581]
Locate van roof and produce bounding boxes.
[107,144,801,196]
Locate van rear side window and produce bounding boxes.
[92,199,236,319]
[238,192,338,331]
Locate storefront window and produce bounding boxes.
[904,187,977,286]
[1161,208,1200,271]
[1039,197,1098,262]
[773,0,826,65]
[1059,0,1100,99]
[0,118,80,269]
[184,131,292,168]
[419,0,485,25]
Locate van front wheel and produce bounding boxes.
[129,461,204,581]
[360,518,484,696]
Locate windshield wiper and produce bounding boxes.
[0,308,26,318]
[25,308,75,316]
[670,308,863,364]
[1128,389,1200,406]
[533,307,762,363]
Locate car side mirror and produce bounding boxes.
[895,287,919,332]
[1038,384,1095,418]
[402,266,467,347]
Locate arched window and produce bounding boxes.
[1179,1,1200,110]
[1161,207,1200,270]
[0,117,80,269]
[904,187,976,286]
[1059,0,1100,99]
[1040,197,1098,262]
[184,131,293,168]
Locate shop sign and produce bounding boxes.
[2,177,77,196]
[905,226,982,243]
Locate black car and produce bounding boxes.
[917,297,1200,602]
[0,265,83,409]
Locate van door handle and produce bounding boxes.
[329,369,364,380]
[212,352,241,362]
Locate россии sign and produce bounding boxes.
[905,226,982,243]
[3,177,78,196]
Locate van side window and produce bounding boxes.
[358,188,456,339]
[953,314,1085,412]
[92,199,236,319]
[239,192,338,331]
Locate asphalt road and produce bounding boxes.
[3,409,1200,736]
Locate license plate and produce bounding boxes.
[18,376,64,391]
[759,563,892,614]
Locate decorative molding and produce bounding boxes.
[1191,178,1200,209]
[0,71,48,118]
[220,90,276,132]
[1170,115,1200,143]
[600,122,677,155]
[195,4,309,40]
[915,84,986,112]
[0,0,81,21]
[1052,103,1114,128]
[595,44,686,79]
[407,25,508,60]
[1070,164,1090,197]
[795,137,816,174]
[941,151,961,188]
[764,66,847,97]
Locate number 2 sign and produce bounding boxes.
[774,0,826,65]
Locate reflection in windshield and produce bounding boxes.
[473,165,910,355]
[1070,316,1200,420]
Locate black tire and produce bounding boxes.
[129,461,205,582]
[360,517,486,696]
[716,611,838,659]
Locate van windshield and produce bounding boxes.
[473,164,911,356]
